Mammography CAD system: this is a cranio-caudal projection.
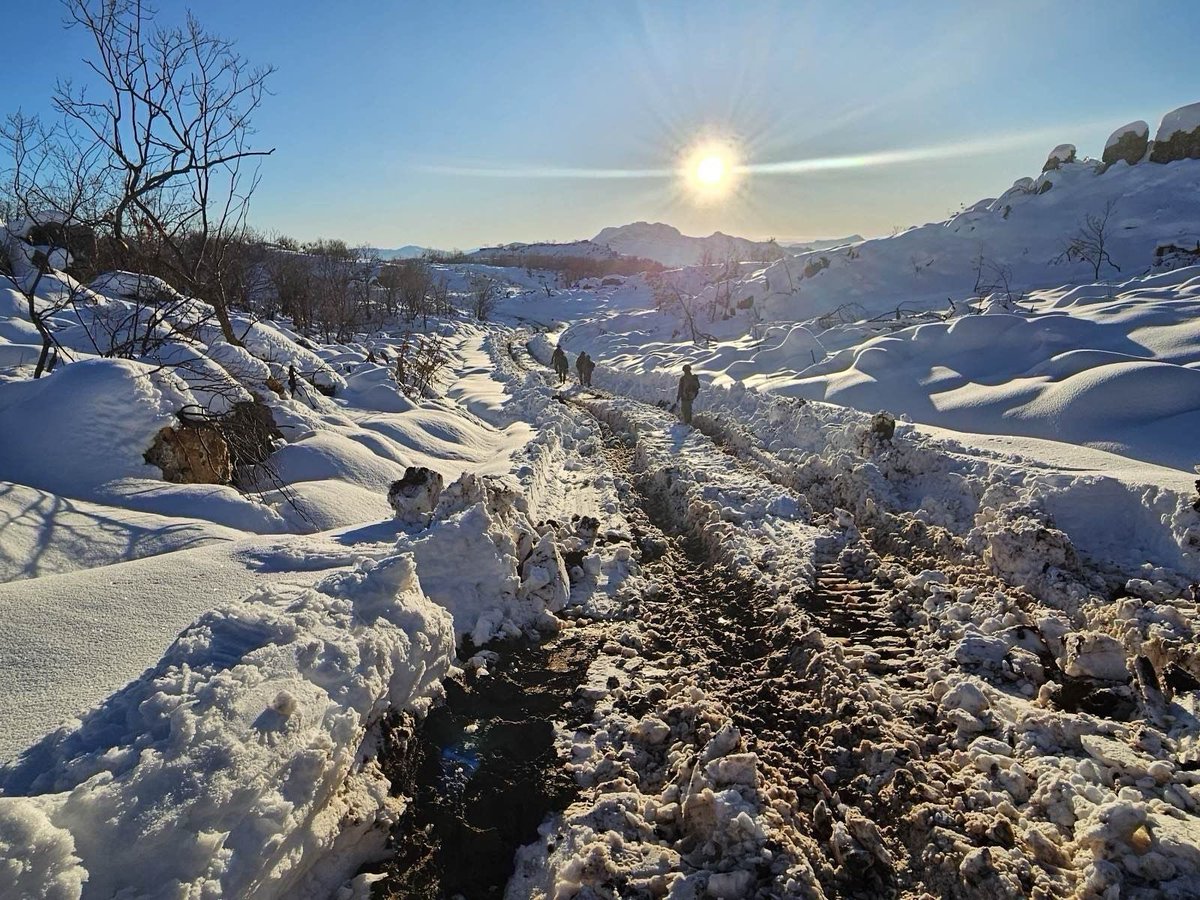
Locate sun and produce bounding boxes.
[695,154,726,185]
[682,140,740,200]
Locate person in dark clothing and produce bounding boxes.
[575,350,588,385]
[582,354,595,387]
[677,364,700,424]
[551,345,569,384]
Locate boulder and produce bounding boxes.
[518,531,570,612]
[1042,144,1076,172]
[144,421,232,484]
[1102,120,1149,167]
[870,411,896,441]
[388,466,444,525]
[1150,101,1200,164]
[1153,241,1200,272]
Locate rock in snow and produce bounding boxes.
[1042,143,1077,172]
[1151,101,1200,163]
[1102,120,1149,167]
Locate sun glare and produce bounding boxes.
[683,140,740,200]
[696,154,726,185]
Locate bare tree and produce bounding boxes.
[262,242,312,328]
[429,276,452,320]
[966,248,1026,313]
[0,112,108,376]
[1056,199,1121,281]
[469,274,498,321]
[393,259,434,324]
[648,272,714,345]
[305,239,364,341]
[55,0,276,344]
[706,250,741,321]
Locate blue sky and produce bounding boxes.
[5,0,1199,249]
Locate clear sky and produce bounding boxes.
[5,0,1199,249]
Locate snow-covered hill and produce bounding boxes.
[709,107,1200,328]
[593,221,788,266]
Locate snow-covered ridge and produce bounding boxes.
[710,155,1200,329]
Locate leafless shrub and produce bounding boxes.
[648,272,715,345]
[469,275,498,321]
[392,330,449,397]
[972,249,1026,310]
[1055,199,1121,281]
[0,111,113,376]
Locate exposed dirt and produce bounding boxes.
[368,630,601,899]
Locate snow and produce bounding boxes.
[0,553,454,899]
[774,268,1200,470]
[0,358,193,494]
[0,483,241,582]
[7,119,1200,897]
[693,156,1200,327]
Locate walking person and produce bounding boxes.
[582,353,595,387]
[551,344,569,384]
[677,364,700,425]
[575,350,593,386]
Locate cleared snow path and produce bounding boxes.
[495,333,1200,898]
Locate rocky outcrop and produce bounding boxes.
[1042,144,1076,172]
[1102,120,1149,167]
[144,420,232,484]
[1150,101,1200,164]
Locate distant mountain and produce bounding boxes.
[376,245,430,260]
[469,239,619,261]
[783,235,863,252]
[592,222,788,267]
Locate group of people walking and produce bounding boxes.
[550,343,702,425]
[551,344,594,387]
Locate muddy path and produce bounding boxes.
[365,334,1173,899]
[584,410,932,897]
[369,629,602,898]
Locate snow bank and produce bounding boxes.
[784,268,1200,471]
[0,553,454,900]
[0,358,191,494]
